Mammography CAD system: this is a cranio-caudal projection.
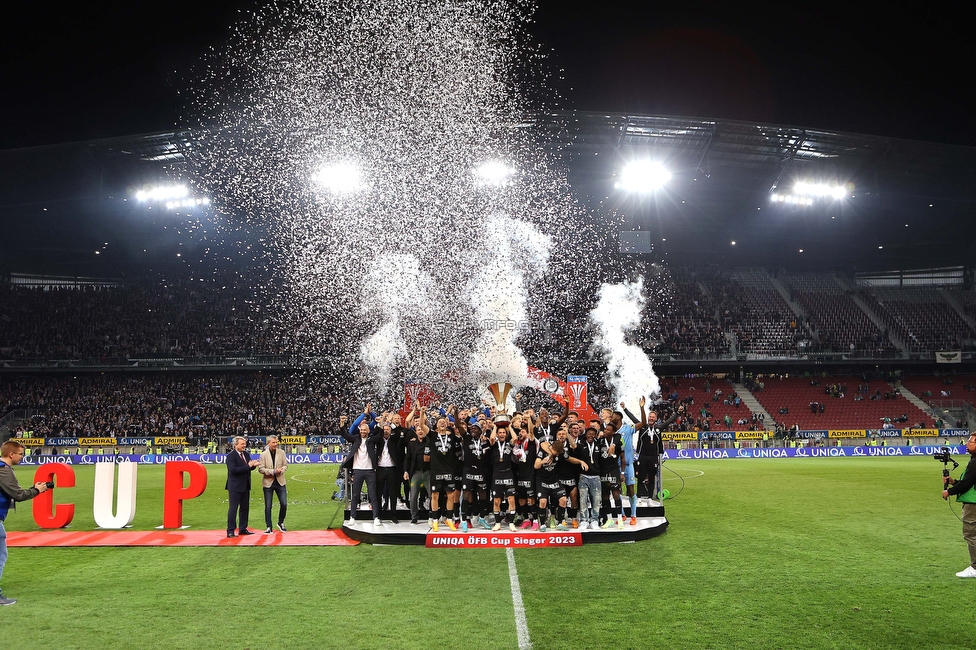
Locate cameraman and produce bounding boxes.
[0,440,50,605]
[942,433,976,578]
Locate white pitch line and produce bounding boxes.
[663,469,705,480]
[506,547,532,650]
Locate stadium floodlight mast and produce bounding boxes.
[793,181,847,200]
[473,161,516,187]
[135,184,189,202]
[769,193,814,206]
[770,180,849,206]
[614,161,671,193]
[165,197,211,210]
[134,185,211,211]
[311,162,365,193]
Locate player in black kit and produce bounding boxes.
[488,423,517,532]
[457,412,491,532]
[534,426,570,531]
[427,414,461,531]
[598,422,625,529]
[560,422,583,527]
[513,416,538,530]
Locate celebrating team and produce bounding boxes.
[341,397,683,532]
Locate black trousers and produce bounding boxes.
[636,458,659,498]
[351,469,379,518]
[227,490,250,532]
[376,466,399,509]
[263,483,288,528]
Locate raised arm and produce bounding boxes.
[414,405,430,437]
[553,404,569,429]
[449,406,466,436]
[660,404,684,430]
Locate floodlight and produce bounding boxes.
[312,163,364,193]
[135,185,189,202]
[615,161,671,193]
[165,197,211,210]
[769,192,813,207]
[792,181,846,200]
[474,161,515,187]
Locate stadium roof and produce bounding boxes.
[1,112,975,276]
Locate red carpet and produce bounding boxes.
[7,529,358,547]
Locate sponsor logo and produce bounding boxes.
[673,449,731,459]
[79,438,116,446]
[810,447,847,457]
[867,429,903,438]
[19,456,74,465]
[734,431,765,440]
[661,432,698,441]
[829,430,865,439]
[119,438,153,445]
[942,429,970,437]
[698,431,734,441]
[867,447,903,456]
[797,430,829,439]
[47,438,80,446]
[749,448,790,458]
[308,436,343,445]
[154,437,188,446]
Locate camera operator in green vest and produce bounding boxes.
[943,432,976,578]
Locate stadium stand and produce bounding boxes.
[860,288,975,353]
[0,278,285,360]
[5,269,976,363]
[750,376,931,430]
[899,375,976,406]
[657,376,763,431]
[0,373,352,440]
[781,272,896,356]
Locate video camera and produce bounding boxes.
[934,446,959,492]
[933,447,955,464]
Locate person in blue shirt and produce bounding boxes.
[616,397,647,525]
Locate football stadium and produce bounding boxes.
[2,2,975,649]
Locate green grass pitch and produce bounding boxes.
[1,456,973,649]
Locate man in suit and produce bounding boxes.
[374,422,405,523]
[226,435,260,537]
[342,404,384,526]
[258,435,288,533]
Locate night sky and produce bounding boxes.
[1,1,970,150]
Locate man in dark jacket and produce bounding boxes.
[374,422,405,522]
[226,435,261,537]
[635,404,684,500]
[343,404,384,526]
[0,440,50,605]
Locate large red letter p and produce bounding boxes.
[33,463,76,528]
[162,461,209,528]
